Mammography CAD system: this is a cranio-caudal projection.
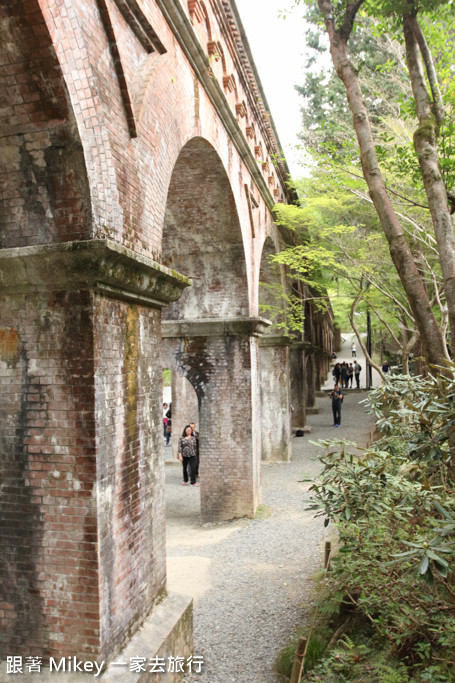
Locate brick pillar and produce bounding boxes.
[0,241,190,662]
[306,352,316,408]
[163,318,269,522]
[290,343,308,430]
[258,337,292,462]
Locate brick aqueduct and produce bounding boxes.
[0,0,334,673]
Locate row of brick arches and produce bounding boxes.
[0,0,334,671]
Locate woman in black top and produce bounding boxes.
[178,425,199,486]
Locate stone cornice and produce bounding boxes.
[290,340,313,351]
[258,335,293,348]
[162,317,271,338]
[0,239,190,308]
[154,0,294,211]
[218,1,297,200]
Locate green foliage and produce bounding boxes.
[367,0,454,19]
[297,9,410,162]
[305,370,455,679]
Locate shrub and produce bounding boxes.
[305,369,455,680]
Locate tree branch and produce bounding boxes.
[408,14,444,128]
[340,1,366,40]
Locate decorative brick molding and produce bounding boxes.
[0,240,190,308]
[246,124,256,140]
[188,0,205,23]
[235,101,247,118]
[223,73,236,93]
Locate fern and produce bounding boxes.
[374,661,409,683]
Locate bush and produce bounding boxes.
[304,369,455,680]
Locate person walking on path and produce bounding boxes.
[333,362,341,385]
[190,422,200,478]
[178,425,199,486]
[347,363,354,388]
[330,383,343,427]
[163,403,169,444]
[165,403,172,446]
[354,360,362,389]
[351,341,357,357]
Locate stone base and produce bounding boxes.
[306,406,319,415]
[0,593,193,683]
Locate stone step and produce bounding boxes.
[306,406,319,415]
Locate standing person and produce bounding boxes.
[382,360,390,375]
[334,362,341,385]
[340,362,348,389]
[347,363,354,388]
[163,403,169,444]
[330,384,343,427]
[178,425,199,487]
[165,403,172,445]
[190,422,199,478]
[354,360,362,389]
[351,341,357,357]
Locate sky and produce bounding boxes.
[234,0,309,178]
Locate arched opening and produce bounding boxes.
[161,137,258,523]
[0,1,91,248]
[162,137,248,321]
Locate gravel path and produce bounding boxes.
[165,342,376,683]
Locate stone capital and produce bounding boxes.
[258,335,292,348]
[162,317,271,338]
[0,239,190,308]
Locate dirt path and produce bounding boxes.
[166,338,376,682]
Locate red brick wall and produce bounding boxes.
[0,0,92,248]
[93,296,166,659]
[162,137,249,321]
[0,291,98,659]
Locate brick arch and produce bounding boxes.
[162,136,249,320]
[0,0,92,249]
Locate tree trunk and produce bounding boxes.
[401,331,418,375]
[317,0,447,368]
[403,14,455,350]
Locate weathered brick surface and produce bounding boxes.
[290,347,307,430]
[0,291,98,658]
[0,0,92,248]
[93,296,166,659]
